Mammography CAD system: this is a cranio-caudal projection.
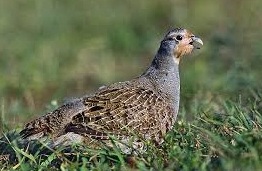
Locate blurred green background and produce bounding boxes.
[0,0,261,130]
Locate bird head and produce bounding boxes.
[161,28,203,64]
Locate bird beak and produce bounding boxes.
[192,36,203,49]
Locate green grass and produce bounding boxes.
[1,0,262,170]
[1,91,261,170]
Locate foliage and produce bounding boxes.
[0,0,262,170]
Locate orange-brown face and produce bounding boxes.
[163,28,203,63]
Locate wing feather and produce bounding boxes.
[20,83,174,144]
[66,86,173,141]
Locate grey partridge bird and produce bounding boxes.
[20,28,203,152]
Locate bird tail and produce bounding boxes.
[19,114,52,140]
[19,126,46,140]
[20,99,86,140]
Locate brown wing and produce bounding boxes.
[20,84,174,143]
[64,86,174,142]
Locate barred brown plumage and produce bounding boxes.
[20,28,203,153]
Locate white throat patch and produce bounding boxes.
[173,57,180,64]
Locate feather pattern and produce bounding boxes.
[19,28,203,152]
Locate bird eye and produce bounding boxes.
[176,35,183,41]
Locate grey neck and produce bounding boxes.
[141,42,180,114]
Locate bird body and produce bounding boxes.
[20,28,203,152]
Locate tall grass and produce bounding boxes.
[1,94,261,170]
